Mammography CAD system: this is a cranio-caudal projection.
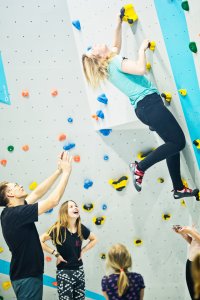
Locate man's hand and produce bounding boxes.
[179,226,193,235]
[59,151,72,174]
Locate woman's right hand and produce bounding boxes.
[56,255,67,266]
[140,39,150,52]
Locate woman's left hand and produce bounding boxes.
[179,226,193,234]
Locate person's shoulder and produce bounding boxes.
[130,272,143,279]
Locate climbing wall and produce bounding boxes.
[0,0,200,299]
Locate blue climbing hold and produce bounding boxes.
[104,155,109,161]
[63,143,76,151]
[87,46,92,51]
[99,129,112,136]
[67,117,73,123]
[102,204,107,210]
[97,93,108,105]
[96,110,104,119]
[84,179,93,189]
[72,20,81,31]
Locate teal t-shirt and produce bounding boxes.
[108,55,158,109]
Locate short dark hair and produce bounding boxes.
[0,181,9,206]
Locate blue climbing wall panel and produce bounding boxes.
[154,0,200,169]
[0,52,10,105]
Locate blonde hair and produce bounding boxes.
[48,200,83,245]
[82,52,116,89]
[192,254,200,299]
[107,244,132,297]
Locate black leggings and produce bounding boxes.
[135,93,186,190]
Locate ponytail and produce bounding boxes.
[117,269,129,297]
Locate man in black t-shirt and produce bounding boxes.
[0,151,72,300]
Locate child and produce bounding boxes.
[40,200,97,300]
[102,244,145,299]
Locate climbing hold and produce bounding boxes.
[22,90,29,97]
[146,62,151,70]
[137,148,155,161]
[92,216,106,226]
[63,143,75,151]
[193,139,200,149]
[100,253,106,259]
[161,92,172,103]
[0,159,7,166]
[181,1,189,11]
[0,247,4,253]
[29,181,38,191]
[67,117,73,123]
[7,145,14,152]
[84,179,93,189]
[102,204,107,210]
[92,110,104,120]
[162,214,171,221]
[73,155,80,162]
[103,155,109,161]
[157,178,164,183]
[97,93,108,105]
[148,41,156,51]
[134,239,143,246]
[99,129,112,136]
[82,203,94,212]
[58,134,67,141]
[96,110,104,119]
[72,20,81,31]
[2,281,11,290]
[45,256,52,262]
[45,208,53,214]
[189,42,198,53]
[180,199,186,206]
[52,281,57,287]
[182,178,188,188]
[120,4,138,24]
[22,144,29,151]
[196,192,200,201]
[178,89,187,96]
[109,176,128,191]
[87,46,92,51]
[51,89,58,96]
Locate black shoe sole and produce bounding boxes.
[173,188,199,200]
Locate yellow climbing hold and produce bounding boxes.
[146,62,151,70]
[29,181,38,191]
[179,89,187,96]
[2,281,11,290]
[149,41,156,51]
[162,214,171,221]
[134,239,143,246]
[0,247,4,253]
[180,199,186,207]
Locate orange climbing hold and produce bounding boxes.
[0,159,7,166]
[73,155,80,162]
[22,145,29,151]
[52,281,57,287]
[51,90,58,96]
[58,134,67,141]
[45,256,52,262]
[22,90,29,97]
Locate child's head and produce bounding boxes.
[48,200,82,245]
[192,254,200,299]
[107,244,132,297]
[82,48,116,88]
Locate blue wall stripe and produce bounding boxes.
[0,52,10,105]
[154,0,200,169]
[0,259,105,299]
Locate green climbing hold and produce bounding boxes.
[0,296,4,300]
[189,42,198,53]
[7,145,14,152]
[181,1,189,11]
